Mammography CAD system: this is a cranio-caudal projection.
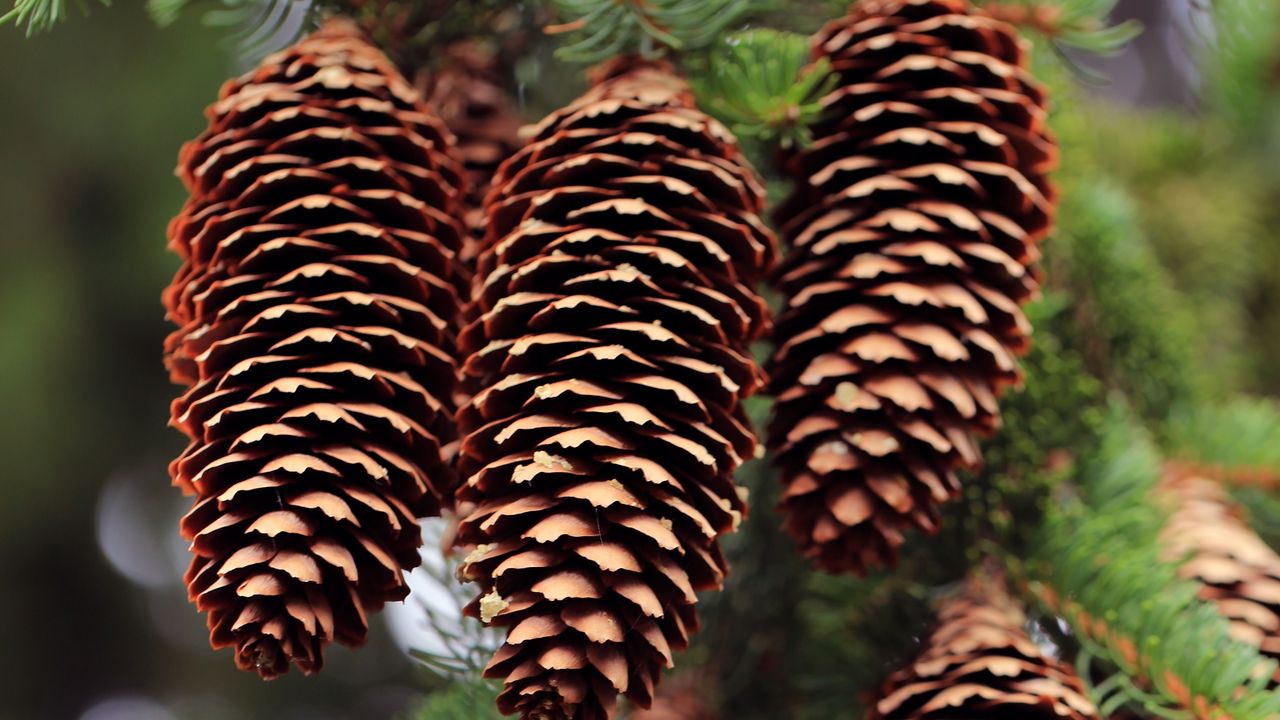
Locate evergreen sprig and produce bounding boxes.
[404,520,502,681]
[1,0,109,35]
[546,0,758,62]
[145,0,342,62]
[980,0,1141,55]
[692,29,835,152]
[396,518,504,717]
[1030,407,1280,719]
[1169,397,1280,481]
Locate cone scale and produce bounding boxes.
[1160,465,1280,685]
[453,59,776,720]
[870,577,1099,720]
[768,0,1058,574]
[162,20,468,678]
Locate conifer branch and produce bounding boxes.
[546,0,759,62]
[1,0,109,36]
[1029,407,1280,719]
[979,0,1141,55]
[691,29,835,155]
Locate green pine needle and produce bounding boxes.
[145,0,189,27]
[548,0,760,62]
[979,0,1142,60]
[1,0,110,36]
[693,29,835,152]
[1169,397,1280,473]
[1030,407,1280,719]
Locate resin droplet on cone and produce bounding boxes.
[768,0,1058,574]
[453,58,776,720]
[162,19,467,678]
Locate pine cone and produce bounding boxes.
[1160,465,1280,685]
[421,41,525,255]
[768,0,1057,573]
[162,19,468,678]
[453,58,775,720]
[870,577,1098,719]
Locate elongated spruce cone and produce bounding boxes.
[1160,466,1280,685]
[769,0,1057,574]
[162,20,467,678]
[454,59,776,720]
[870,577,1098,719]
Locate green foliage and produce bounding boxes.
[1052,179,1205,427]
[998,0,1142,53]
[1067,110,1270,395]
[1030,407,1280,719]
[410,678,505,720]
[149,0,341,35]
[691,29,835,154]
[976,0,1141,82]
[1168,397,1280,473]
[144,0,191,27]
[1049,0,1142,54]
[1,0,109,35]
[144,0,335,60]
[547,0,758,62]
[1203,0,1280,133]
[975,292,1107,554]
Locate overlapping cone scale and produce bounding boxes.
[768,0,1058,574]
[454,58,776,720]
[162,19,468,678]
[1160,465,1280,686]
[870,577,1098,719]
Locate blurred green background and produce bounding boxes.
[0,1,1277,719]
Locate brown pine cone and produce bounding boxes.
[453,58,776,720]
[870,576,1098,719]
[421,40,525,256]
[768,0,1057,574]
[162,19,468,678]
[1159,465,1280,685]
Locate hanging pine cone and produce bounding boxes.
[453,58,776,720]
[1159,465,1280,685]
[421,40,525,254]
[870,576,1098,719]
[162,19,468,678]
[768,0,1057,573]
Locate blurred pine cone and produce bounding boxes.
[869,576,1098,719]
[1160,465,1280,685]
[162,19,468,678]
[768,0,1057,573]
[421,40,525,255]
[453,58,776,720]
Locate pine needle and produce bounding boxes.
[1,0,110,36]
